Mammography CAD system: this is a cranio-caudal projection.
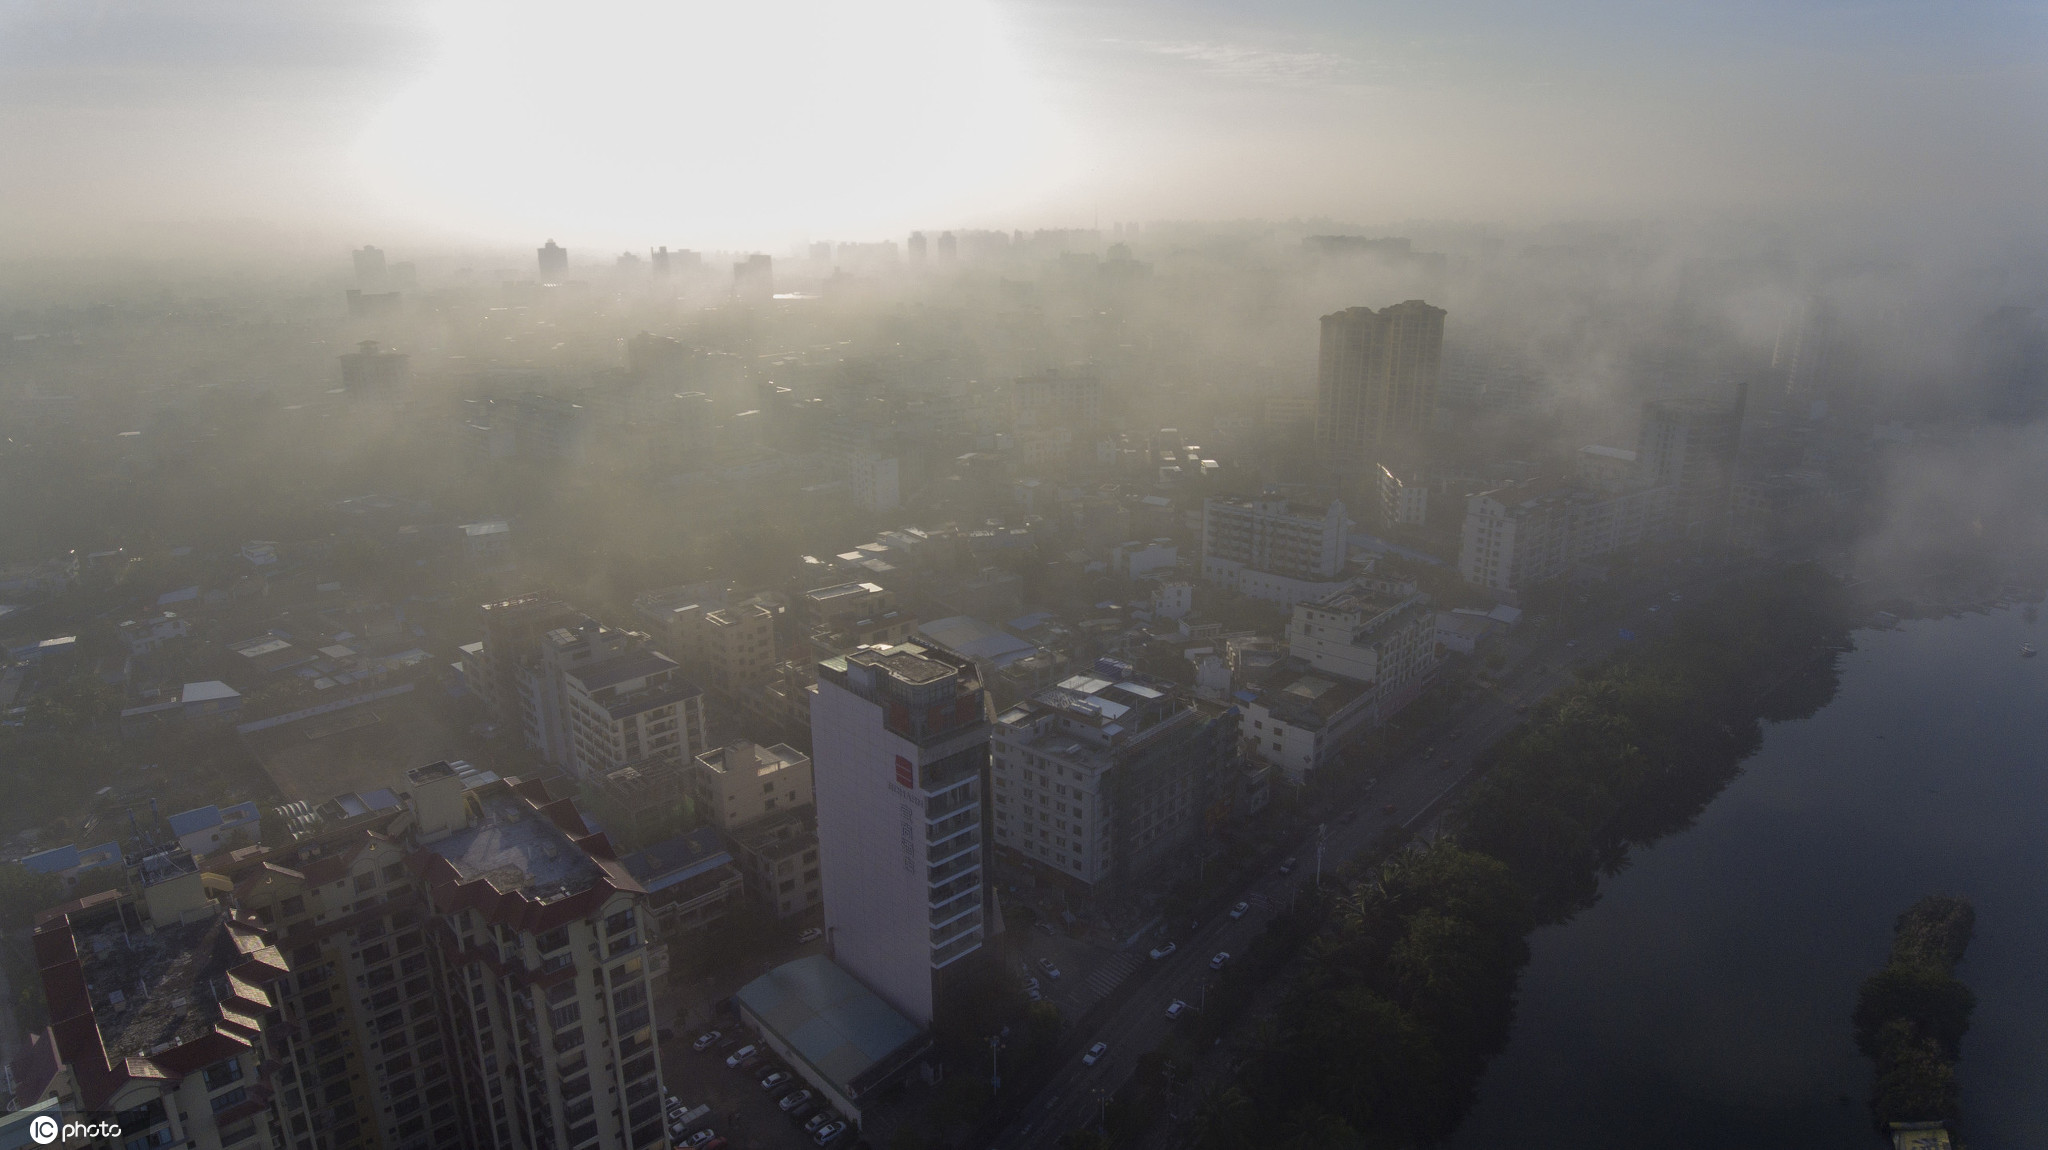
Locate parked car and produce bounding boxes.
[1166,999,1190,1020]
[1147,942,1176,960]
[804,1112,836,1134]
[1277,857,1297,875]
[798,927,824,944]
[1023,976,1040,992]
[814,1121,848,1145]
[1229,901,1250,920]
[1038,958,1062,979]
[779,1089,815,1113]
[1082,1041,1108,1066]
[692,1030,722,1052]
[1210,951,1230,970]
[669,1103,711,1132]
[760,1070,792,1092]
[1026,986,1042,1002]
[685,1130,718,1148]
[724,1045,757,1069]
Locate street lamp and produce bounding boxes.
[989,1032,1004,1092]
[1314,823,1327,889]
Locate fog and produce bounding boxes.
[2,3,2046,1148]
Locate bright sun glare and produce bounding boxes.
[357,0,1074,247]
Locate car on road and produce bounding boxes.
[1210,951,1230,970]
[1229,900,1250,920]
[1565,639,1579,648]
[724,1044,757,1069]
[1148,942,1176,960]
[1166,999,1190,1020]
[760,1070,792,1092]
[1038,958,1062,979]
[813,1120,848,1145]
[1647,604,1660,612]
[798,927,823,944]
[1277,857,1297,875]
[692,1030,722,1052]
[780,1088,815,1113]
[1083,1041,1109,1066]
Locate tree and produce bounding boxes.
[0,867,69,930]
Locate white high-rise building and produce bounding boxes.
[810,642,991,1027]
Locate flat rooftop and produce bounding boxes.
[735,955,925,1099]
[73,908,244,1061]
[423,791,600,902]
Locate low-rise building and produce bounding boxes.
[562,649,706,780]
[166,801,262,856]
[1243,663,1378,784]
[1457,479,1671,595]
[727,808,823,919]
[732,956,929,1129]
[117,611,189,655]
[689,740,813,831]
[621,827,747,934]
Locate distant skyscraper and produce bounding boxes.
[1315,300,1447,467]
[907,232,927,262]
[937,231,957,261]
[352,244,386,282]
[538,239,568,280]
[810,642,991,1027]
[651,246,671,276]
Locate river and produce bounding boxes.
[1449,604,2048,1148]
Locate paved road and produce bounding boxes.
[995,571,1720,1148]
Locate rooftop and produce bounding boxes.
[619,827,731,893]
[1253,660,1373,728]
[916,616,1039,669]
[569,648,683,693]
[71,907,256,1062]
[423,790,602,902]
[734,955,926,1100]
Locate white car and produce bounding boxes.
[1082,1041,1108,1066]
[760,1070,791,1092]
[1229,901,1250,920]
[780,1089,815,1113]
[1165,999,1189,1020]
[814,1121,848,1145]
[684,1131,716,1149]
[691,1030,721,1052]
[1038,958,1062,980]
[724,1044,757,1069]
[1147,942,1176,960]
[1210,951,1230,970]
[798,927,823,944]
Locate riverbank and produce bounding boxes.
[1192,564,1858,1149]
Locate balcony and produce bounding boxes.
[928,835,980,871]
[930,910,983,948]
[927,852,982,886]
[928,821,979,853]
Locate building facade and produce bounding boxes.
[1201,495,1351,605]
[1457,480,1673,594]
[990,663,1235,892]
[561,650,705,780]
[809,643,990,1028]
[688,741,813,831]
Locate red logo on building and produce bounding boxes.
[894,755,915,788]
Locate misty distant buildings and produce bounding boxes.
[1638,389,1745,542]
[733,253,773,301]
[810,641,991,1027]
[1315,300,1447,467]
[1456,477,1671,595]
[1201,493,1350,605]
[352,244,385,281]
[338,339,409,391]
[537,238,568,280]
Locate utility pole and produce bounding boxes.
[989,1032,1003,1092]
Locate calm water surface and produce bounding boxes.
[1451,606,2048,1149]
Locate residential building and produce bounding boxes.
[688,740,813,831]
[538,239,567,280]
[620,827,747,934]
[31,765,672,1150]
[166,801,263,856]
[117,610,189,655]
[1315,300,1447,466]
[1201,494,1350,605]
[562,650,706,780]
[803,582,916,655]
[1377,463,1428,527]
[1012,368,1102,429]
[473,594,578,734]
[1286,584,1438,695]
[990,662,1236,892]
[580,758,692,852]
[531,620,642,769]
[727,808,823,919]
[849,453,901,513]
[17,840,123,890]
[1637,390,1745,542]
[1242,664,1377,785]
[1457,480,1672,595]
[810,642,991,1028]
[30,858,292,1150]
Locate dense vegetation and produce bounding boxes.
[1194,563,1856,1149]
[1854,895,1976,1134]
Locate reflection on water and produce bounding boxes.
[1451,606,2048,1149]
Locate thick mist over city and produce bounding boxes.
[2,4,2045,1150]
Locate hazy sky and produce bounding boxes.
[2,0,2045,253]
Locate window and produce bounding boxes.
[353,872,378,893]
[604,909,635,936]
[535,927,569,953]
[210,1087,250,1113]
[549,1002,581,1029]
[281,896,306,917]
[546,979,578,1005]
[360,943,391,964]
[552,1027,584,1052]
[383,862,408,882]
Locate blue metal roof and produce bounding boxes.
[620,827,731,893]
[167,805,222,838]
[734,955,923,1095]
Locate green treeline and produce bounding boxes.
[1195,564,1855,1149]
[1854,895,1976,1134]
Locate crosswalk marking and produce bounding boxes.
[1081,953,1142,999]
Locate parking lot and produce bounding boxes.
[660,1023,858,1150]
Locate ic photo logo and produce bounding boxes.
[29,1114,124,1145]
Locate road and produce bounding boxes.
[995,571,1715,1149]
